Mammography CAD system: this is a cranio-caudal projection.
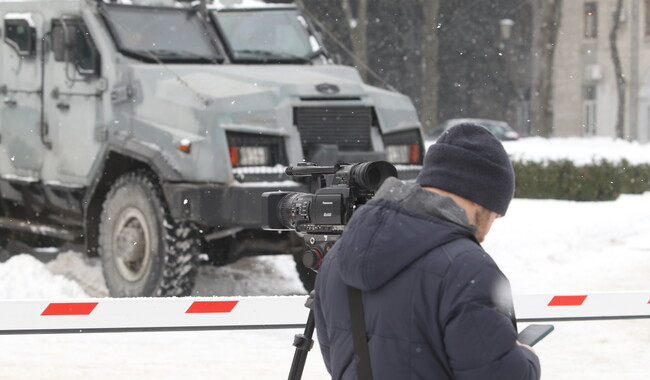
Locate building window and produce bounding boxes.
[584,2,598,39]
[583,85,597,135]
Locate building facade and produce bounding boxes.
[553,0,650,141]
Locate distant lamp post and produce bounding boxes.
[496,18,529,136]
[499,18,515,40]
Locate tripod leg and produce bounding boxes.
[288,309,316,380]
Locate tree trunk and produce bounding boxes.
[418,0,440,131]
[610,0,626,139]
[341,0,369,81]
[529,0,563,137]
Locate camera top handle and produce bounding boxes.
[285,162,341,176]
[286,162,341,189]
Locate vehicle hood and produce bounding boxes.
[128,63,420,133]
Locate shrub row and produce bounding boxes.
[512,159,650,201]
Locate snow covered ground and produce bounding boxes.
[1,137,650,379]
[503,136,650,166]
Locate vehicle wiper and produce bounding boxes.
[233,49,312,64]
[129,48,220,63]
[304,48,326,61]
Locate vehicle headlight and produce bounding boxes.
[382,129,423,164]
[226,132,286,167]
[229,146,269,166]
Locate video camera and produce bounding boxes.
[262,161,397,270]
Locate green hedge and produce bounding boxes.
[513,159,650,201]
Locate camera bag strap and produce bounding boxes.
[347,286,374,380]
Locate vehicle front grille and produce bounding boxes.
[294,106,373,158]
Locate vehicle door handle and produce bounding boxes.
[56,102,70,111]
[3,98,16,107]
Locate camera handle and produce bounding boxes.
[288,292,316,380]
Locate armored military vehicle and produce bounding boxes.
[0,0,424,296]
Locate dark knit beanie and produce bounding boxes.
[415,123,515,215]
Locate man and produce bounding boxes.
[313,123,540,379]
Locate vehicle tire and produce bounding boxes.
[98,171,199,297]
[293,250,316,292]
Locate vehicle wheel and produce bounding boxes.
[98,171,199,297]
[293,250,316,292]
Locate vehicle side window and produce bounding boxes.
[4,17,36,56]
[51,18,100,76]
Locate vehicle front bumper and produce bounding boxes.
[162,164,421,229]
[162,180,309,229]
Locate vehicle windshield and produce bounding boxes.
[101,4,221,63]
[213,9,321,63]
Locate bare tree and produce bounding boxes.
[610,0,626,139]
[529,0,563,137]
[418,0,440,130]
[341,0,369,80]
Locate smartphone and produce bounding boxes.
[517,324,554,346]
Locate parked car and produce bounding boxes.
[428,118,520,141]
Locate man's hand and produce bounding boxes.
[516,340,536,354]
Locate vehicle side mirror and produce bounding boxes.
[51,19,100,77]
[51,22,72,61]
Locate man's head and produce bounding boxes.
[416,123,515,239]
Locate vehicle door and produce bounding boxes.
[0,12,46,179]
[41,16,103,184]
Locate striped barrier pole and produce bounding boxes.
[0,292,649,335]
[515,292,650,322]
[0,296,309,335]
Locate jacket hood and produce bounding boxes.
[337,179,476,291]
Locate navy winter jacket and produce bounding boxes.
[313,181,540,380]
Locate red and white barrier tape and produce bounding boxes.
[0,292,649,335]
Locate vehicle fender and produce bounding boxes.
[107,136,182,181]
[81,138,181,256]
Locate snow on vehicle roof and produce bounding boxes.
[211,0,295,9]
[104,0,293,8]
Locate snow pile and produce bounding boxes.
[502,136,650,165]
[192,255,306,297]
[45,251,109,298]
[0,255,88,299]
[0,251,306,299]
[426,135,650,165]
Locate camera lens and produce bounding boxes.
[277,192,313,229]
[350,161,398,191]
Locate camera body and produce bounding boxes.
[262,189,349,234]
[262,161,397,269]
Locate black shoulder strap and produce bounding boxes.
[346,286,374,380]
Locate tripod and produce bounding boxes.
[288,292,316,380]
[287,234,340,379]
